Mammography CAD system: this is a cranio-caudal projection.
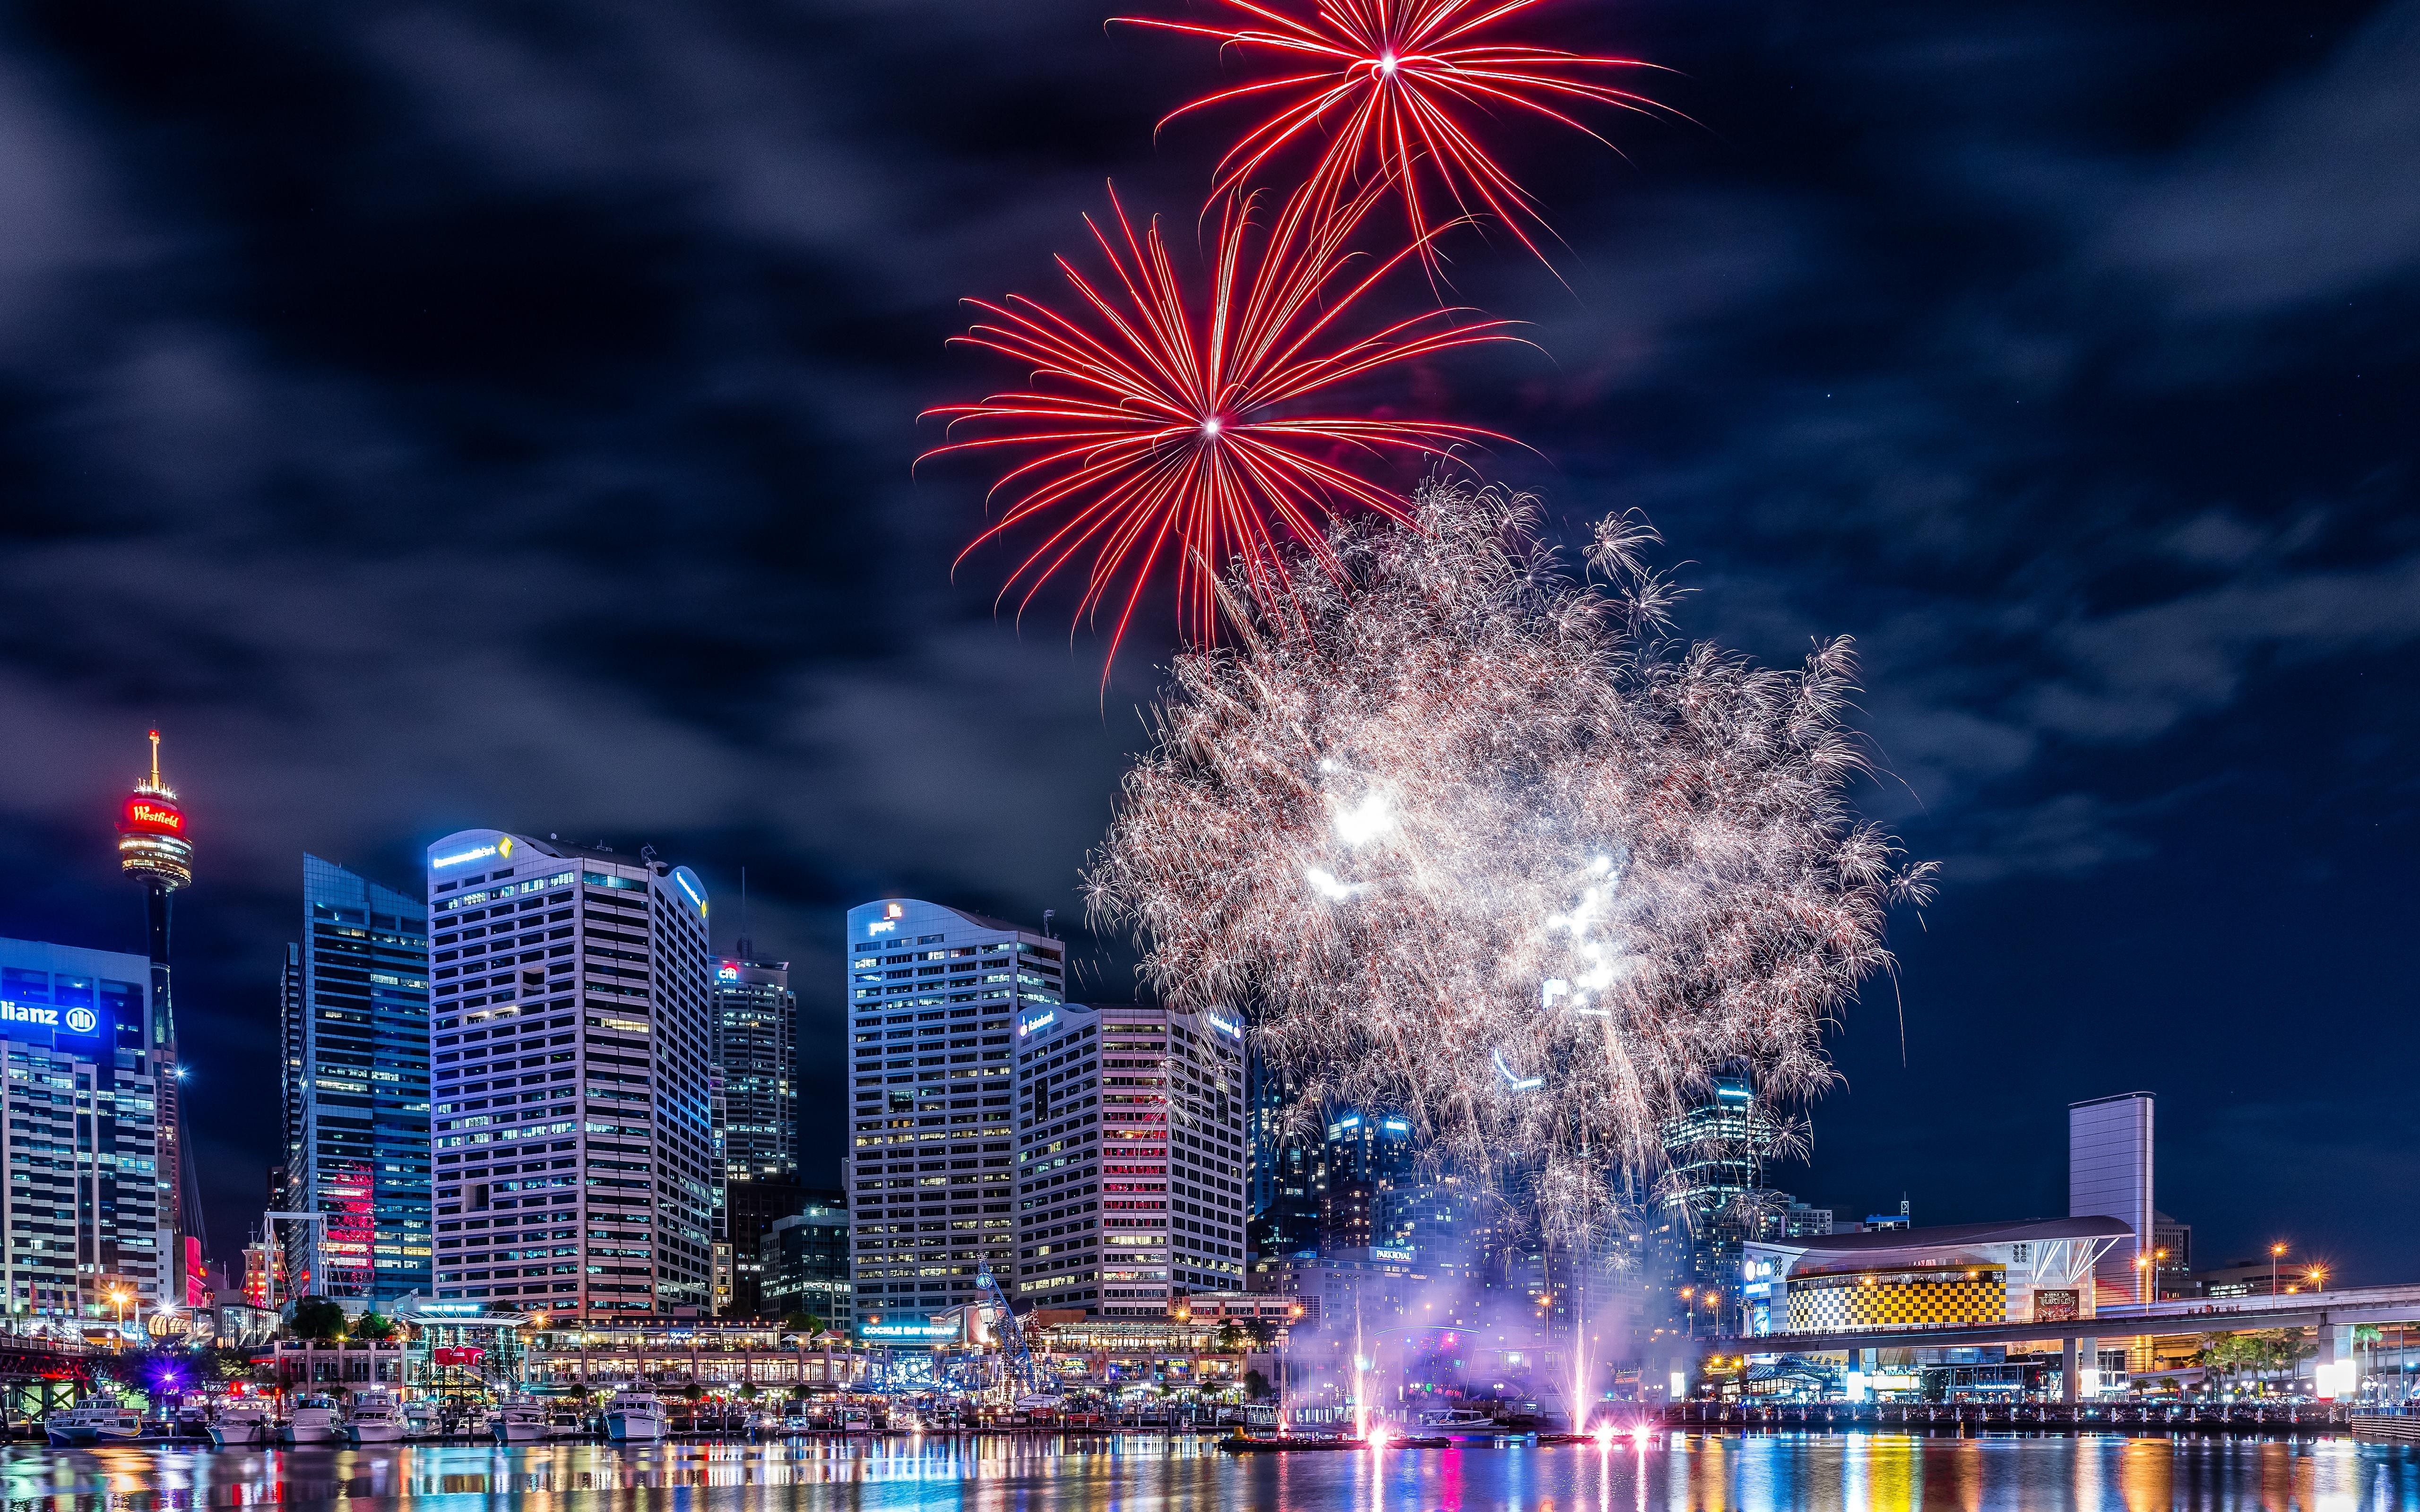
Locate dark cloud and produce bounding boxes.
[0,0,2411,1277]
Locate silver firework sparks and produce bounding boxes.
[1086,480,1934,1245]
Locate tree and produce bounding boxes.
[1216,1323,1248,1356]
[738,1383,761,1401]
[354,1313,400,1342]
[682,1383,704,1403]
[288,1298,347,1341]
[1243,1369,1272,1402]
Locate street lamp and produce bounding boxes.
[2135,1254,2151,1307]
[2272,1243,2288,1297]
[1679,1288,1694,1340]
[2307,1267,2327,1294]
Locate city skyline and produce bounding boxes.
[0,778,2404,1297]
[0,0,2413,1298]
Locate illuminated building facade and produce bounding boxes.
[1013,1001,1247,1318]
[114,730,191,1303]
[2069,1091,2153,1301]
[1658,1075,1786,1324]
[710,948,797,1317]
[277,857,431,1301]
[1741,1216,2131,1338]
[710,951,796,1183]
[763,1195,851,1326]
[426,832,716,1317]
[1320,1110,1414,1255]
[842,899,1057,1326]
[0,936,164,1317]
[1247,1058,1321,1271]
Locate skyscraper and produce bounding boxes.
[711,950,796,1183]
[276,858,431,1302]
[114,730,191,1302]
[1658,1075,1780,1313]
[0,936,164,1317]
[2070,1091,2153,1301]
[1320,1109,1415,1255]
[710,946,800,1316]
[1246,1057,1322,1271]
[426,833,716,1317]
[762,1194,852,1328]
[843,899,1060,1325]
[1014,1001,1248,1317]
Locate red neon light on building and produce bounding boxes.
[120,795,188,836]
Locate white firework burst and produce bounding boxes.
[1086,479,1934,1246]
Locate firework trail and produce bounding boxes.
[921,179,1523,674]
[1114,0,1677,268]
[1086,480,1933,1244]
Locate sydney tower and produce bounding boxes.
[117,730,191,1302]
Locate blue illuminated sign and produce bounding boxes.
[434,838,512,869]
[1,997,111,1055]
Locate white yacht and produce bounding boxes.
[404,1400,442,1440]
[280,1393,344,1445]
[602,1389,666,1443]
[346,1390,406,1445]
[45,1398,144,1447]
[207,1401,276,1448]
[491,1399,549,1445]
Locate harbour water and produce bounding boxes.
[5,1431,2419,1509]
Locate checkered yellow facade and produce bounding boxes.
[1785,1269,2007,1332]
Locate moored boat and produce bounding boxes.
[347,1389,406,1444]
[45,1398,144,1447]
[280,1393,343,1445]
[207,1401,275,1448]
[602,1390,665,1443]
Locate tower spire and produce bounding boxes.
[149,728,161,789]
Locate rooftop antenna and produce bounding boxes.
[738,867,751,958]
[1042,909,1055,939]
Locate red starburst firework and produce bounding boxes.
[920,179,1522,672]
[1115,0,1674,267]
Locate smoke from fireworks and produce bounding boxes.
[1087,481,1934,1243]
[921,180,1522,672]
[1115,0,1676,268]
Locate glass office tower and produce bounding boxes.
[277,856,432,1301]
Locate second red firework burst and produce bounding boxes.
[922,179,1522,674]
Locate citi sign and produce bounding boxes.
[0,1001,98,1034]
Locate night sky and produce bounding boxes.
[0,0,2412,1285]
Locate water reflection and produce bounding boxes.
[0,1432,2415,1509]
